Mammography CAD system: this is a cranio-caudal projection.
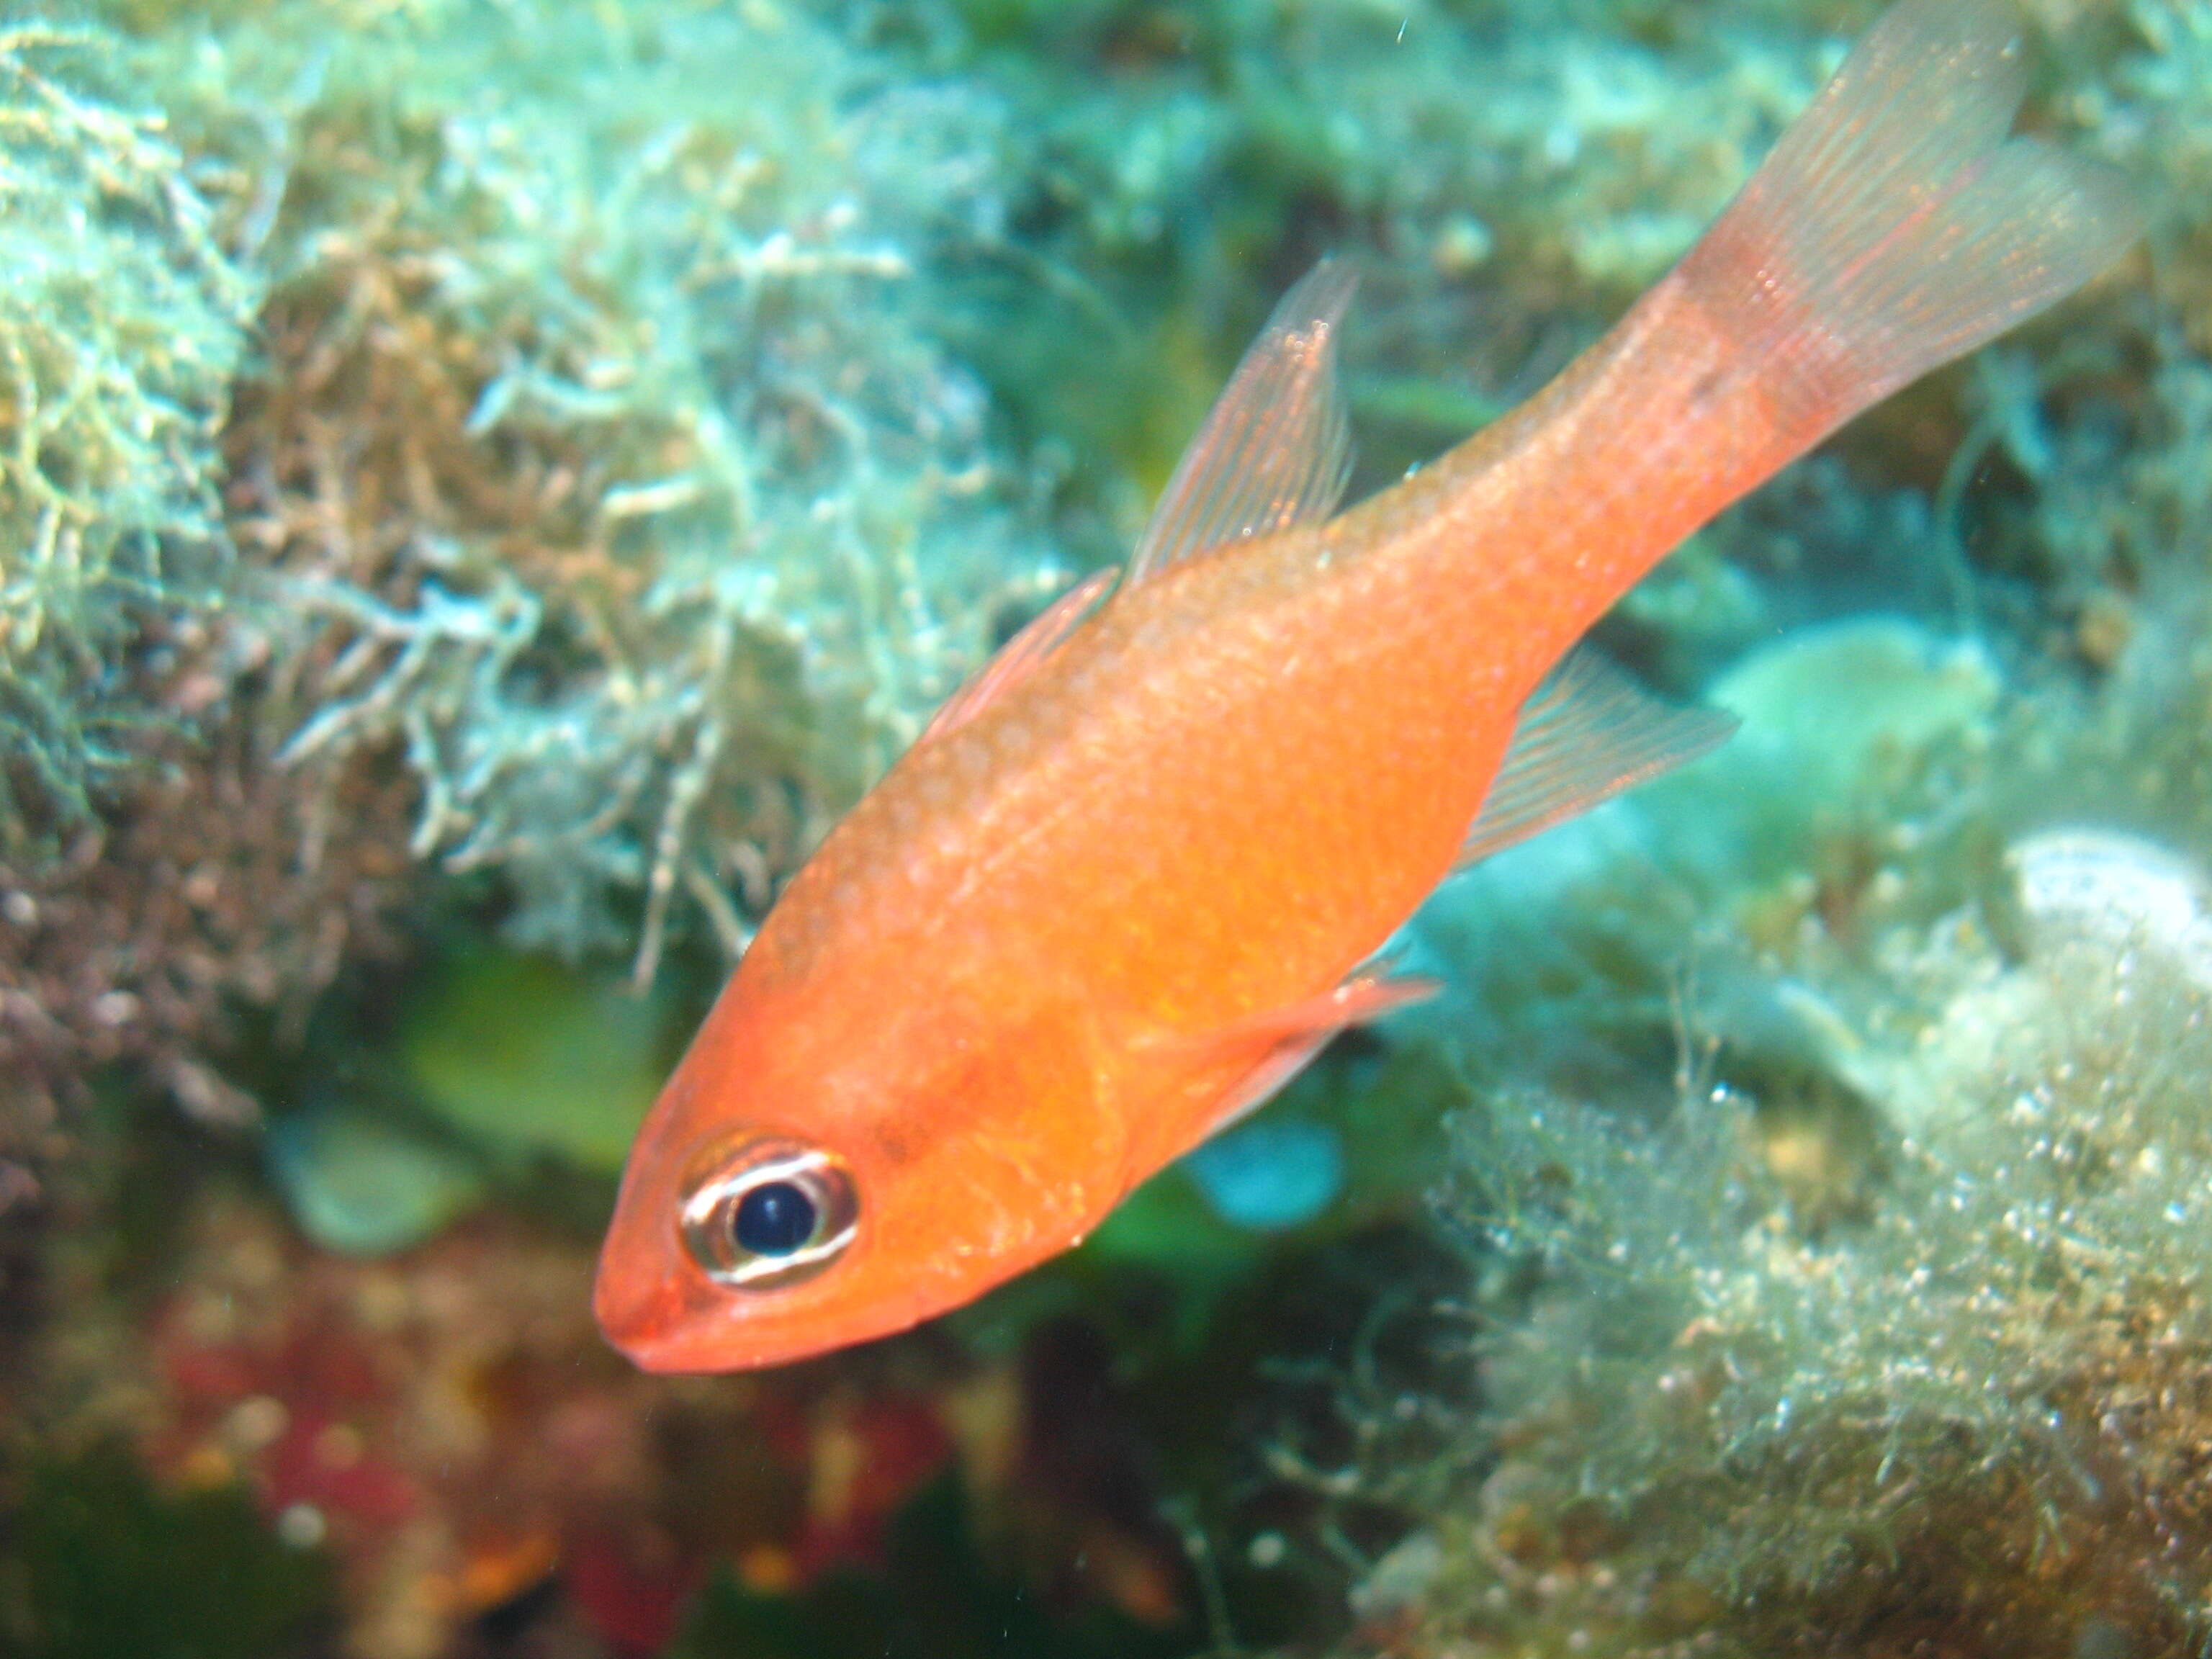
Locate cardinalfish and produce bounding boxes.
[596,0,2139,1372]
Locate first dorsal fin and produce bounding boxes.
[1457,650,1736,868]
[1128,260,1359,583]
[920,567,1118,743]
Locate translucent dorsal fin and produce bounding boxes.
[1457,651,1737,869]
[1128,260,1358,583]
[921,567,1118,743]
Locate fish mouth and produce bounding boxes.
[598,1320,739,1375]
[590,1261,827,1374]
[592,1289,729,1374]
[592,1249,945,1373]
[595,1307,828,1375]
[589,1258,712,1374]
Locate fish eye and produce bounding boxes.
[678,1136,858,1290]
[734,1180,816,1255]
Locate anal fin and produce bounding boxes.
[1458,649,1735,868]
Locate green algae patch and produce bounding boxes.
[1,1442,333,1659]
[1632,614,2002,889]
[0,25,258,845]
[1705,616,2000,814]
[264,1101,487,1257]
[400,950,669,1177]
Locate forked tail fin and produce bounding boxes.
[1414,0,2148,647]
[1673,0,2142,454]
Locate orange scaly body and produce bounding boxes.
[595,0,2139,1372]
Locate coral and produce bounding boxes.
[10,1136,1226,1658]
[21,1171,759,1659]
[0,24,257,844]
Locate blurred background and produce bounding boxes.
[2,0,2209,1654]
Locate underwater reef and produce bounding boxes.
[1,0,1062,1156]
[0,25,257,840]
[1,0,2211,1655]
[1333,782,2212,1655]
[1290,2,2212,1645]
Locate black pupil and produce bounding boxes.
[732,1180,817,1256]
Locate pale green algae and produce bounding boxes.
[1311,639,2212,1650]
[1414,835,2212,1654]
[261,947,673,1257]
[398,950,667,1177]
[1402,617,2002,1097]
[0,24,257,842]
[1,0,1064,953]
[265,1101,486,1256]
[167,0,1064,968]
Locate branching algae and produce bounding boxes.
[0,25,256,844]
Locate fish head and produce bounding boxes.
[593,956,1125,1372]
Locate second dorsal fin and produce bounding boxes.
[1128,260,1359,583]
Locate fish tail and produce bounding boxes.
[1354,0,2139,669]
[1671,0,2140,459]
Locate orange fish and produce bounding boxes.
[596,0,2138,1372]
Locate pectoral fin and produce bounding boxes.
[1175,968,1439,1146]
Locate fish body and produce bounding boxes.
[595,0,2139,1372]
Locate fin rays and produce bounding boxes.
[1458,651,1735,869]
[1129,261,1359,581]
[921,260,1363,739]
[1176,968,1439,1144]
[1676,0,2142,446]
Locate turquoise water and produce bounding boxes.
[2,1,2207,1655]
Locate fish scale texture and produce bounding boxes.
[763,528,1501,1048]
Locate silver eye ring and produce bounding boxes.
[677,1135,860,1290]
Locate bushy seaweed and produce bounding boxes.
[179,0,1061,968]
[1398,856,2212,1655]
[4,0,1067,1146]
[0,24,256,845]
